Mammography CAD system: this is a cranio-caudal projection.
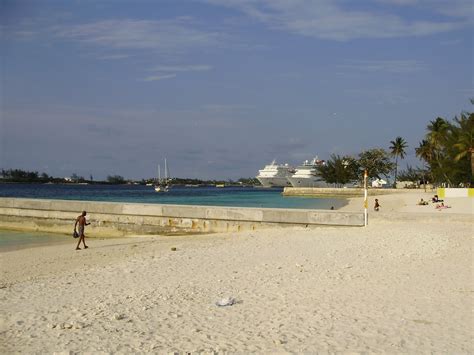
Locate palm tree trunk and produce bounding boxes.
[394,155,398,188]
[471,149,474,184]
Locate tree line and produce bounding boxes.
[414,107,473,186]
[318,101,473,187]
[0,170,119,184]
[0,169,61,183]
[316,149,394,187]
[0,169,259,186]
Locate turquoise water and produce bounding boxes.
[0,230,71,251]
[0,184,347,249]
[0,184,347,209]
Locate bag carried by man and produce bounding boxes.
[73,230,79,238]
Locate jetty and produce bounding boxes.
[0,197,364,236]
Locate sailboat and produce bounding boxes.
[154,158,171,192]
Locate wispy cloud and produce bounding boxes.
[344,88,415,105]
[142,64,212,81]
[142,74,177,82]
[200,104,254,112]
[439,39,462,46]
[1,24,39,40]
[376,0,473,19]
[270,137,309,154]
[98,54,131,60]
[11,30,37,38]
[151,64,212,72]
[204,0,471,40]
[277,72,303,79]
[339,59,427,73]
[54,18,224,53]
[375,0,419,5]
[423,0,474,18]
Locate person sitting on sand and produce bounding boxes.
[435,203,451,210]
[374,199,380,211]
[417,198,428,206]
[74,211,90,250]
[432,195,444,203]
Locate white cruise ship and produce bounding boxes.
[256,160,295,187]
[286,157,329,188]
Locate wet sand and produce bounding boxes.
[0,230,73,252]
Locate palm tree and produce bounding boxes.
[426,117,451,184]
[427,117,450,150]
[415,139,432,163]
[389,136,408,187]
[452,112,474,183]
[415,140,435,189]
[417,101,473,186]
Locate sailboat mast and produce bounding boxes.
[164,158,168,180]
[158,164,161,183]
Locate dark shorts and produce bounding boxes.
[78,225,85,236]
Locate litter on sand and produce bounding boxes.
[215,297,236,307]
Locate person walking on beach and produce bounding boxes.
[74,211,90,250]
[374,199,380,211]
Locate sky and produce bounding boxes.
[1,0,473,180]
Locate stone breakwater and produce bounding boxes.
[0,198,365,237]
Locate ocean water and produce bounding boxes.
[0,184,348,249]
[0,183,347,209]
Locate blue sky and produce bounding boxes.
[1,0,472,180]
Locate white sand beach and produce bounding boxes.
[1,192,473,353]
[340,189,474,215]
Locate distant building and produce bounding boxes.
[396,180,416,189]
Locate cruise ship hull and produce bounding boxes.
[287,177,328,188]
[257,177,293,188]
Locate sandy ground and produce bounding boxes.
[0,193,473,353]
[340,189,474,215]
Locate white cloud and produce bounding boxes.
[339,59,427,73]
[151,64,212,72]
[142,74,177,81]
[54,18,224,52]
[204,0,472,40]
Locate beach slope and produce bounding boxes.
[0,206,472,353]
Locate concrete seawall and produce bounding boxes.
[0,198,365,236]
